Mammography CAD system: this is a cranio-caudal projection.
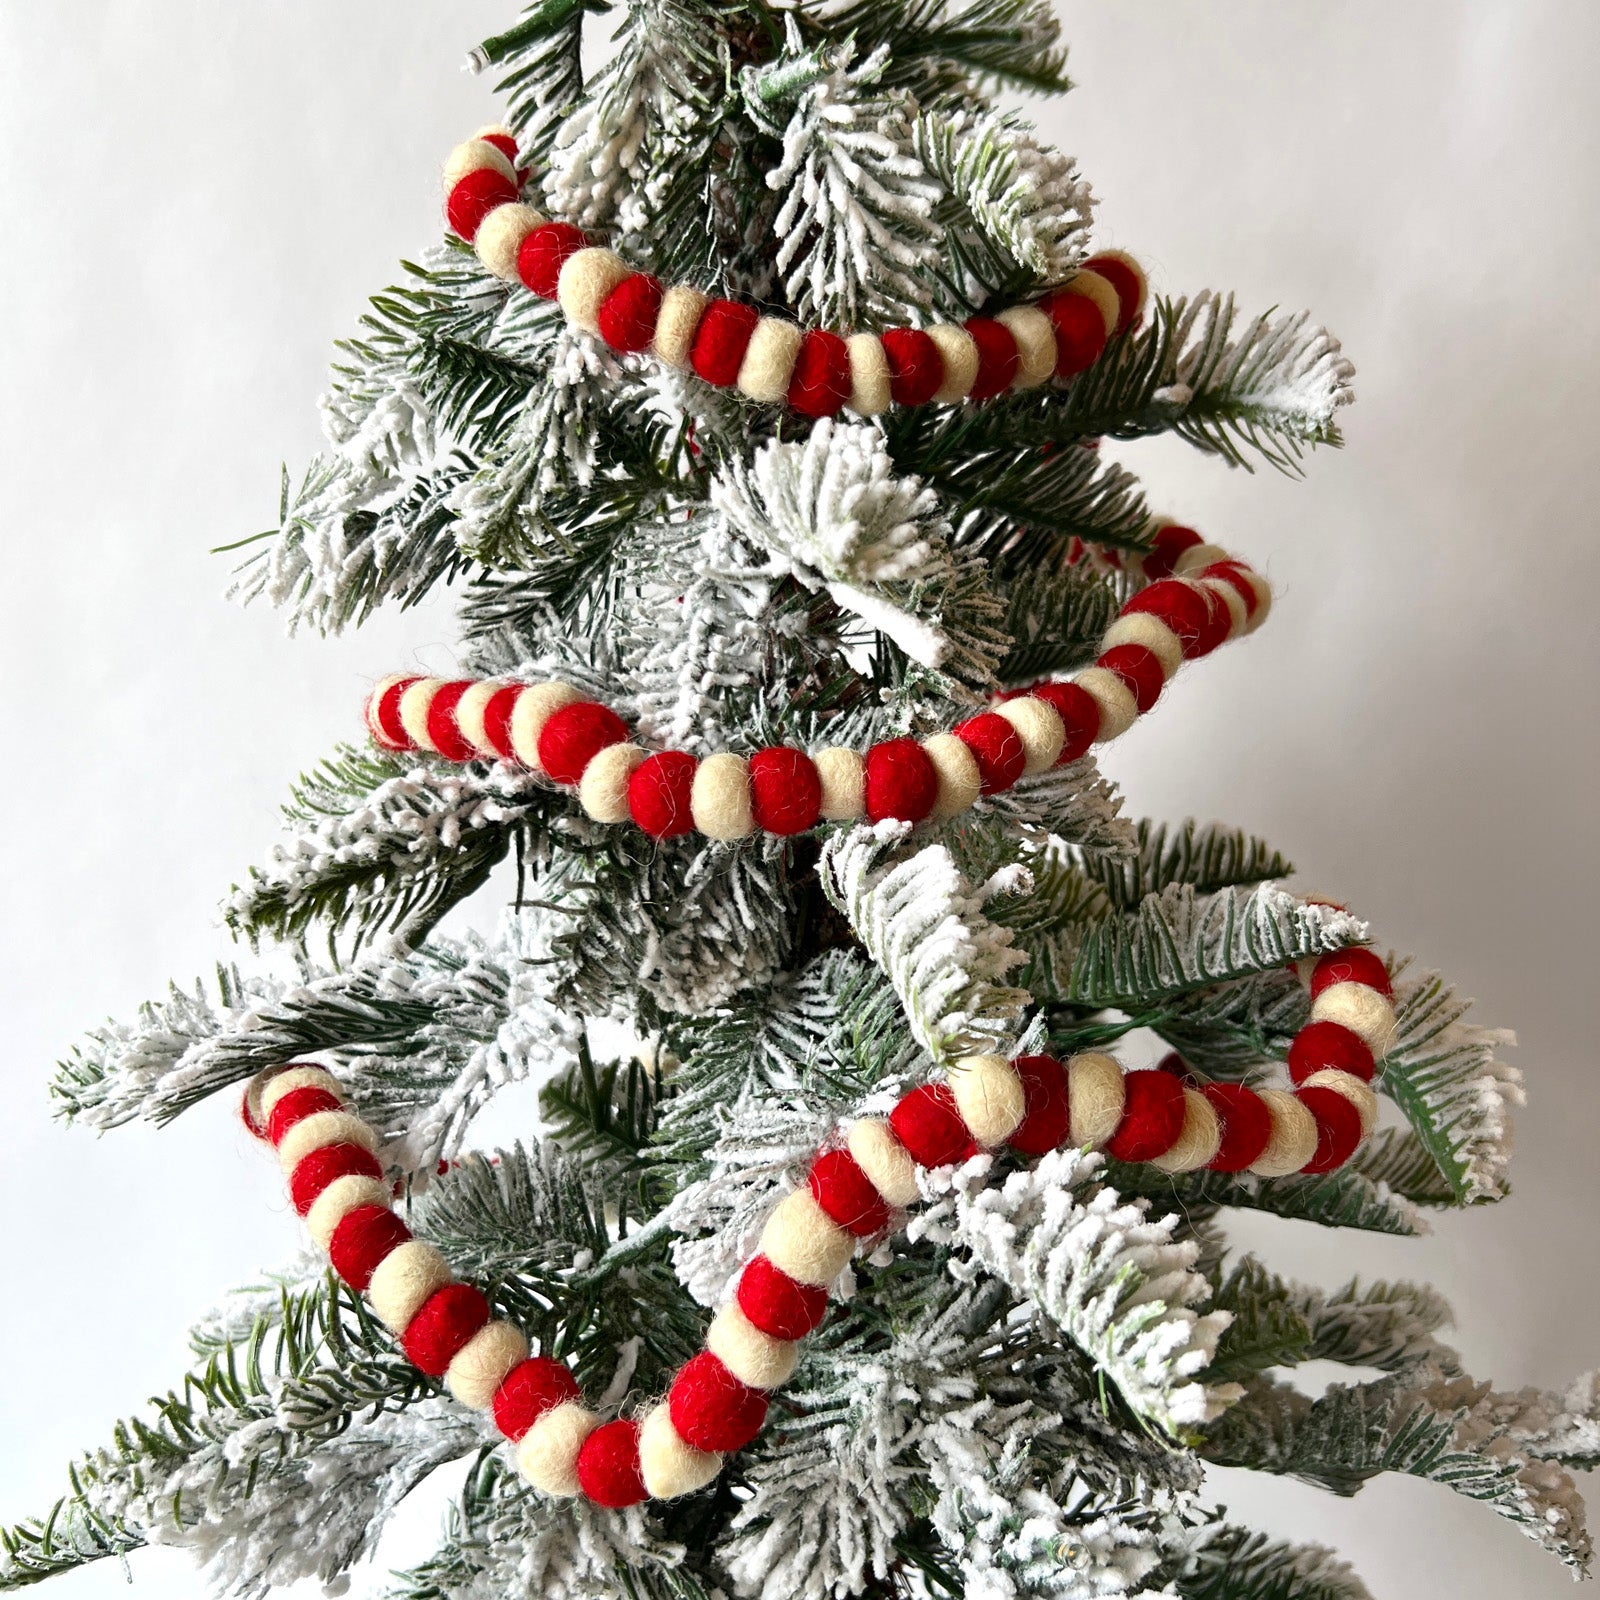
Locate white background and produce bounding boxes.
[2,3,1597,1595]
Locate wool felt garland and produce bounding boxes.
[362,536,1270,841]
[241,980,1390,1511]
[440,128,1147,417]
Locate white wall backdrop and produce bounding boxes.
[1,3,1595,1595]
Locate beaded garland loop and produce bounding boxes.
[243,947,1392,1510]
[443,126,1148,418]
[365,526,1270,841]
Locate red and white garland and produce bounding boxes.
[240,959,1390,1510]
[364,526,1268,840]
[442,127,1147,417]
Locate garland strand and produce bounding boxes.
[240,944,1392,1511]
[443,127,1146,417]
[365,527,1267,840]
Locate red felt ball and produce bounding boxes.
[1200,1082,1274,1172]
[517,222,588,299]
[1142,525,1203,581]
[1104,1070,1186,1163]
[1123,579,1212,657]
[879,328,943,407]
[690,299,761,388]
[402,1283,492,1375]
[788,328,851,418]
[597,273,664,354]
[1082,254,1143,333]
[576,1419,648,1508]
[1007,1054,1070,1156]
[669,1351,769,1454]
[1296,1086,1364,1175]
[953,712,1026,794]
[1287,1020,1376,1085]
[479,132,519,166]
[446,167,520,242]
[628,750,699,839]
[425,680,479,762]
[537,701,630,786]
[1022,681,1100,763]
[863,738,939,824]
[266,1085,342,1146]
[493,1357,582,1442]
[370,676,419,751]
[1041,291,1108,377]
[479,683,522,760]
[964,317,1019,399]
[1200,561,1261,619]
[1190,585,1234,656]
[1309,947,1392,999]
[1155,1051,1197,1082]
[1096,644,1165,714]
[737,1256,830,1341]
[289,1143,384,1216]
[746,747,822,836]
[889,1083,977,1168]
[328,1205,412,1291]
[808,1149,890,1237]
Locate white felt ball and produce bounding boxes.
[926,324,979,403]
[398,677,447,752]
[846,1118,919,1208]
[443,138,517,191]
[653,286,709,369]
[1301,1069,1379,1137]
[1310,983,1397,1055]
[1061,271,1120,339]
[950,1054,1026,1148]
[639,1403,722,1499]
[1067,1052,1126,1147]
[446,1320,530,1410]
[1248,1089,1319,1177]
[276,1110,379,1175]
[516,1402,601,1497]
[1172,542,1232,577]
[845,333,892,416]
[257,1065,345,1124]
[472,122,517,145]
[557,248,631,335]
[737,318,803,405]
[1238,570,1273,631]
[994,305,1056,388]
[1148,1087,1222,1173]
[921,733,981,820]
[707,1302,799,1390]
[508,681,581,770]
[450,680,505,759]
[690,753,754,841]
[1198,576,1250,639]
[579,743,646,824]
[815,747,866,820]
[367,1241,453,1335]
[1101,612,1183,679]
[994,696,1065,774]
[760,1189,855,1287]
[475,203,544,281]
[307,1175,393,1252]
[1072,666,1139,741]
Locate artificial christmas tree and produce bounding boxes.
[3,0,1593,1595]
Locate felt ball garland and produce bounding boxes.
[440,128,1147,418]
[362,538,1269,841]
[240,960,1390,1508]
